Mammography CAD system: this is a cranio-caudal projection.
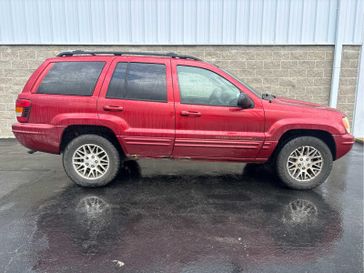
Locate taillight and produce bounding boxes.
[15,99,31,123]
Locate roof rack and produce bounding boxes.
[56,50,202,61]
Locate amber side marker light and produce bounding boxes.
[342,117,351,134]
[15,99,31,123]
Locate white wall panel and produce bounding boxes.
[315,0,330,43]
[0,0,362,45]
[261,0,276,43]
[209,0,224,43]
[196,0,210,43]
[157,0,171,43]
[170,0,183,44]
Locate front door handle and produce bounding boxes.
[180,110,201,117]
[103,105,124,112]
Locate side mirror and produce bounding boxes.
[237,93,253,109]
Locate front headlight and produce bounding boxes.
[342,117,351,134]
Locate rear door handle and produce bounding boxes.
[180,110,201,117]
[103,105,124,112]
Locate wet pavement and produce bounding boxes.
[0,139,363,273]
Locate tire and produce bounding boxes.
[63,134,120,187]
[275,136,333,190]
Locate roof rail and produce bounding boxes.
[56,50,202,61]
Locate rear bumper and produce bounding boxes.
[12,123,62,154]
[334,133,355,160]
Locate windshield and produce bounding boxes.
[221,68,262,98]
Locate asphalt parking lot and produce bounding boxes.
[0,139,363,273]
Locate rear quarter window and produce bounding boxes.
[37,62,105,96]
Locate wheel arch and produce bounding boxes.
[271,129,336,162]
[60,125,125,158]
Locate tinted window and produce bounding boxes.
[107,62,167,102]
[37,62,104,96]
[177,66,240,107]
[106,63,127,98]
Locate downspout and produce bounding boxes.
[329,0,343,108]
[353,44,364,137]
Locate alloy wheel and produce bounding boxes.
[286,145,323,182]
[72,144,110,180]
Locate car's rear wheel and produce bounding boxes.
[63,134,120,187]
[276,136,333,190]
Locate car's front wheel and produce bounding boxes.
[276,136,333,190]
[63,134,120,187]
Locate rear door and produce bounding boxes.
[97,57,175,158]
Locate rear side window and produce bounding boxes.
[106,63,127,98]
[107,62,167,102]
[37,62,104,96]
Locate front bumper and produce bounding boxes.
[12,123,63,154]
[334,133,355,160]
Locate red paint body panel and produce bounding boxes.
[97,57,175,158]
[170,59,265,160]
[12,123,61,154]
[333,134,355,159]
[12,55,354,163]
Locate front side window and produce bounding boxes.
[107,62,167,102]
[37,62,104,96]
[177,66,241,107]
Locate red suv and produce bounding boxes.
[12,50,354,189]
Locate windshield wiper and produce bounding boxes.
[262,93,276,102]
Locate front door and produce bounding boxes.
[171,60,265,161]
[98,57,175,158]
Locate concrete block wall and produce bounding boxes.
[337,46,361,122]
[0,45,360,137]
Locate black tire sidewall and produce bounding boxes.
[276,136,333,190]
[63,134,120,187]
